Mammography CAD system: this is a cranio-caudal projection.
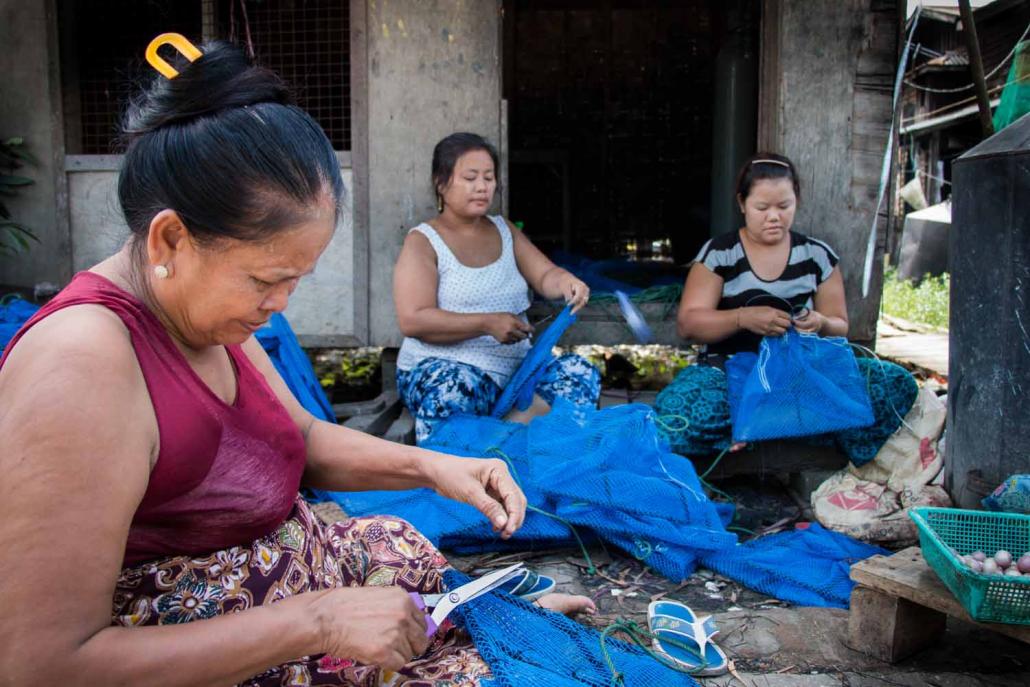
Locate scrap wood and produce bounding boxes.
[726,659,751,687]
[775,665,796,674]
[595,569,632,587]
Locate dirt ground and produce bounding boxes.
[442,473,1028,687]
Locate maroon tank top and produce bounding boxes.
[0,272,307,565]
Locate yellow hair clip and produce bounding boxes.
[145,33,203,79]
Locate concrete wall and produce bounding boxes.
[765,0,899,344]
[65,158,357,343]
[0,0,70,289]
[361,0,503,346]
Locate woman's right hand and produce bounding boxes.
[315,586,430,671]
[738,306,792,337]
[484,313,534,344]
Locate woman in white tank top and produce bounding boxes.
[394,133,601,442]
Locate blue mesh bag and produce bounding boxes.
[443,568,700,686]
[491,305,576,417]
[727,331,874,443]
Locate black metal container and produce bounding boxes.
[948,113,1030,509]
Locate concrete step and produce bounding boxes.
[384,408,416,445]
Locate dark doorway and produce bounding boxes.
[504,0,760,278]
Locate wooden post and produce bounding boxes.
[958,0,995,138]
[848,585,947,663]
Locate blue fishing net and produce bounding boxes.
[701,524,889,609]
[246,312,884,608]
[726,331,875,443]
[318,400,884,607]
[0,295,39,354]
[256,313,336,424]
[491,305,577,417]
[444,569,700,687]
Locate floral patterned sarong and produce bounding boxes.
[112,497,492,686]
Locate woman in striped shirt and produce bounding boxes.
[656,153,917,464]
[680,153,847,358]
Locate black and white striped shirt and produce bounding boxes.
[694,230,840,355]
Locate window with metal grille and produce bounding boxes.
[59,1,350,154]
[216,0,350,151]
[59,1,203,154]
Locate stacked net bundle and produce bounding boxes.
[444,569,700,687]
[653,365,734,456]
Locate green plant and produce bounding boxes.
[881,268,950,329]
[0,137,38,257]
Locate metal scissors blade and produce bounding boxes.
[410,562,525,635]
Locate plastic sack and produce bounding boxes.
[982,474,1030,514]
[812,470,951,547]
[727,330,874,442]
[849,386,946,492]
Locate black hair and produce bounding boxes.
[735,152,801,203]
[118,40,344,247]
[431,132,499,203]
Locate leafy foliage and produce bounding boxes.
[0,137,38,257]
[881,268,950,329]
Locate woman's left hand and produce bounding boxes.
[426,455,527,539]
[560,274,590,313]
[793,309,825,334]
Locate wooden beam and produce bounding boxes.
[757,0,782,151]
[958,0,995,138]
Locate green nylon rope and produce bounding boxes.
[487,447,597,574]
[600,617,709,686]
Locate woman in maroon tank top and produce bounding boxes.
[0,39,590,687]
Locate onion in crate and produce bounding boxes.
[1018,554,1030,574]
[982,558,1000,575]
[994,550,1013,569]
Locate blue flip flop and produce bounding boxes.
[647,600,729,676]
[495,568,556,603]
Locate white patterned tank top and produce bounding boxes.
[397,215,532,387]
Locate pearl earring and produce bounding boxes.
[154,265,170,279]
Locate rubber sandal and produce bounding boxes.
[647,600,729,676]
[495,568,556,602]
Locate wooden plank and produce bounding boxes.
[851,547,1030,643]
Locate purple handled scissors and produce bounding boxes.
[408,562,525,636]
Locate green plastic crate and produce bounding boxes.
[909,507,1030,625]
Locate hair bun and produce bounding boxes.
[123,40,293,137]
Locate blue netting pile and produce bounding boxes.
[320,400,886,608]
[1,295,39,354]
[444,569,699,687]
[700,524,887,608]
[726,331,875,443]
[256,313,336,424]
